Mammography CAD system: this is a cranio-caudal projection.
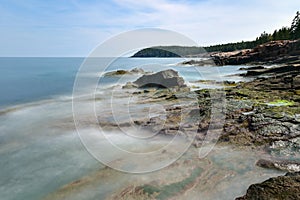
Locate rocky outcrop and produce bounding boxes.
[236,172,300,200]
[179,59,215,66]
[216,70,300,150]
[116,59,300,154]
[220,104,300,147]
[212,40,300,66]
[241,68,300,91]
[244,64,300,77]
[256,159,300,172]
[104,68,147,76]
[124,69,300,150]
[133,69,188,89]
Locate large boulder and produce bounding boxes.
[133,69,187,89]
[236,172,300,200]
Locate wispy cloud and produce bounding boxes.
[111,0,300,44]
[0,0,299,56]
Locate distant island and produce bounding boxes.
[132,11,300,58]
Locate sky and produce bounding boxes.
[0,0,300,56]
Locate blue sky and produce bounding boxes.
[0,0,299,56]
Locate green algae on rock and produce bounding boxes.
[266,100,295,107]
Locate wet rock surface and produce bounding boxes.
[179,59,215,66]
[236,172,300,200]
[104,68,148,76]
[246,64,299,76]
[116,67,300,155]
[100,65,300,199]
[133,69,188,89]
[256,159,300,172]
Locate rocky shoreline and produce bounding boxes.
[115,52,300,198]
[211,40,300,66]
[121,66,300,152]
[178,39,300,67]
[46,61,300,199]
[63,42,300,199]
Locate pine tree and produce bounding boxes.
[291,11,300,39]
[272,30,278,40]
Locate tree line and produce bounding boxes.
[205,11,300,52]
[132,11,300,57]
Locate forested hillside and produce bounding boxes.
[132,11,300,57]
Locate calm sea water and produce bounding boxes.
[0,57,82,107]
[0,57,246,109]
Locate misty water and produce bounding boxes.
[0,57,281,200]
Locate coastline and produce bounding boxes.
[101,40,300,199]
[1,52,300,199]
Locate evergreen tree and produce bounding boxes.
[291,11,300,39]
[257,31,272,43]
[272,30,278,40]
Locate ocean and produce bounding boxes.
[0,57,247,108]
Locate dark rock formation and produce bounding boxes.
[133,69,187,89]
[236,172,300,200]
[241,68,300,90]
[104,68,147,76]
[256,159,300,172]
[239,66,265,71]
[212,40,300,66]
[179,59,215,66]
[244,64,300,77]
